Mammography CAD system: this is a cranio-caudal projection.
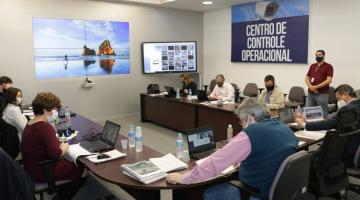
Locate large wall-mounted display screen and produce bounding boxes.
[142,41,197,74]
[32,18,130,79]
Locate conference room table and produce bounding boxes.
[66,111,321,200]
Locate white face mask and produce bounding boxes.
[46,109,58,123]
[242,115,256,129]
[16,97,22,105]
[337,100,347,109]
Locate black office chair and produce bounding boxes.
[230,150,313,200]
[231,83,241,103]
[0,118,20,159]
[328,86,338,113]
[208,79,216,94]
[347,145,360,194]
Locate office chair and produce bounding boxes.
[34,158,71,200]
[285,86,306,109]
[347,145,360,194]
[231,83,241,103]
[230,150,313,200]
[242,83,259,97]
[328,87,337,113]
[0,118,20,159]
[209,79,216,93]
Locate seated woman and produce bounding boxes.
[1,87,28,140]
[21,92,85,198]
[166,98,298,200]
[180,73,197,95]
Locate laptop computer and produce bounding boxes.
[164,86,176,97]
[278,108,295,124]
[196,90,209,102]
[80,120,121,152]
[186,126,217,160]
[303,106,324,122]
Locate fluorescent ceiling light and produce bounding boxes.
[202,1,213,5]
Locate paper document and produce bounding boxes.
[298,141,306,146]
[149,153,188,172]
[87,149,126,163]
[66,143,94,164]
[295,130,326,140]
[196,157,236,174]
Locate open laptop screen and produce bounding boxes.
[101,120,121,145]
[303,106,323,122]
[278,108,295,123]
[187,127,215,154]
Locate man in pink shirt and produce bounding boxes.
[167,98,298,200]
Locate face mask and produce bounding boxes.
[316,56,324,63]
[337,100,347,109]
[217,83,224,87]
[266,85,274,91]
[46,109,58,123]
[16,97,22,105]
[242,115,256,129]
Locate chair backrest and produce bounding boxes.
[209,79,216,92]
[269,150,311,200]
[355,89,360,99]
[0,119,20,159]
[231,83,239,90]
[354,145,360,168]
[315,130,349,196]
[328,87,337,104]
[243,83,258,97]
[288,86,305,103]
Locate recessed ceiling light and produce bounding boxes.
[202,1,213,5]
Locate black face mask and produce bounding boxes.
[316,56,324,63]
[266,85,275,91]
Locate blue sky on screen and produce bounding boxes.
[32,18,129,50]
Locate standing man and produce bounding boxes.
[0,76,13,116]
[209,74,234,101]
[305,50,333,118]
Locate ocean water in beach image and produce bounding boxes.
[34,52,130,79]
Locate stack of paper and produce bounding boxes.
[122,153,188,184]
[87,149,126,163]
[65,143,94,165]
[149,153,188,173]
[122,161,167,184]
[295,130,326,140]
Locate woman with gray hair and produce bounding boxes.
[167,98,298,200]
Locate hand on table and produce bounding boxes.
[166,172,183,185]
[295,118,306,129]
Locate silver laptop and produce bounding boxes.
[303,106,324,122]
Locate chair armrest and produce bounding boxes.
[229,180,259,199]
[37,157,63,193]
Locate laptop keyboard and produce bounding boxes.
[192,149,217,159]
[80,140,108,152]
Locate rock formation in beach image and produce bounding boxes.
[99,58,115,73]
[98,40,116,56]
[82,45,96,56]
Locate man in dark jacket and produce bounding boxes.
[297,84,360,166]
[0,76,13,117]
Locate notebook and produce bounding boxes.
[303,106,324,122]
[186,126,216,160]
[80,120,120,152]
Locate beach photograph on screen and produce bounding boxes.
[33,18,130,79]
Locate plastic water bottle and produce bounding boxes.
[189,89,192,96]
[176,88,180,99]
[128,125,135,148]
[135,126,143,152]
[295,105,302,118]
[176,133,184,159]
[227,124,233,141]
[64,106,71,128]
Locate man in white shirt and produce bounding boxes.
[209,74,235,101]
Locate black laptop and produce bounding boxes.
[186,126,217,160]
[80,120,121,152]
[278,108,295,123]
[196,90,209,102]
